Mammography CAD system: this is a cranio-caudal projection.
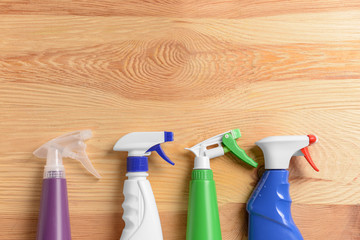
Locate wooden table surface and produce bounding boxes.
[1,1,360,239]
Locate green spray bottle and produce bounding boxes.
[186,129,258,240]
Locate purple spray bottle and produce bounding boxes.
[33,130,101,240]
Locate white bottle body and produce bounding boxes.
[120,172,163,240]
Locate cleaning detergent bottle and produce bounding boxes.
[34,130,101,240]
[186,129,258,240]
[247,135,319,240]
[113,131,174,240]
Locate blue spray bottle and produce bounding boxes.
[247,135,319,240]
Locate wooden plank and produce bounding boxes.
[0,1,359,239]
[0,0,360,18]
[1,204,359,239]
[1,13,360,56]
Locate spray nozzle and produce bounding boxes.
[186,129,258,169]
[256,134,319,171]
[113,132,174,172]
[33,130,101,178]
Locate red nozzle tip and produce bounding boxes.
[308,134,318,145]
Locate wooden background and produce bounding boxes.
[1,0,360,239]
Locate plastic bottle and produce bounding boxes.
[247,135,319,240]
[33,130,101,240]
[113,131,174,240]
[186,129,258,240]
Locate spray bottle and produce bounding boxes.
[33,130,101,240]
[113,131,174,240]
[186,129,258,240]
[247,135,319,240]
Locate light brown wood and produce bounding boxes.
[0,1,360,239]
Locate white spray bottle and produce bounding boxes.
[113,131,175,240]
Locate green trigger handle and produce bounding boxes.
[222,129,258,168]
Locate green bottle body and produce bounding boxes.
[186,169,222,240]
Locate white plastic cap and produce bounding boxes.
[256,135,311,169]
[113,132,170,156]
[186,131,229,169]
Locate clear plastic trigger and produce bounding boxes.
[65,140,101,178]
[75,152,101,178]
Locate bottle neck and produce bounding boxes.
[262,169,290,183]
[44,148,65,179]
[127,156,148,172]
[126,172,149,180]
[265,169,288,172]
[192,169,213,180]
[43,170,65,179]
[194,156,211,170]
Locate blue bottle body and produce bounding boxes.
[246,170,303,240]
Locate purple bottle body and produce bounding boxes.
[37,177,71,240]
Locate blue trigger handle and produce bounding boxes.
[147,144,175,165]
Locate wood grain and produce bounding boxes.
[0,1,360,239]
[1,0,360,19]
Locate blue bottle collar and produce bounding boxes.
[127,156,148,172]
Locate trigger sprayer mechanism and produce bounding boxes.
[33,130,101,179]
[186,129,258,169]
[113,131,174,172]
[256,134,319,171]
